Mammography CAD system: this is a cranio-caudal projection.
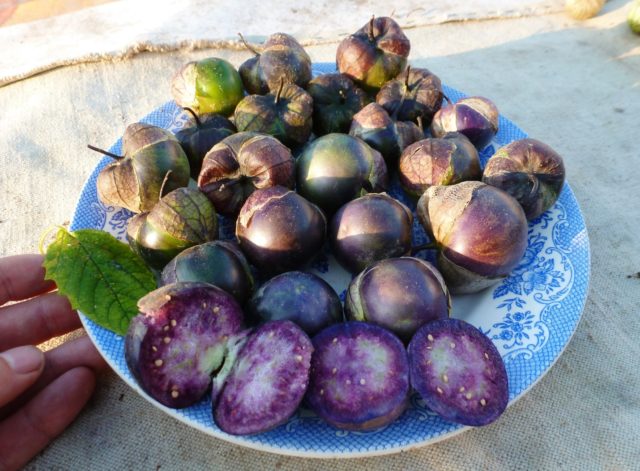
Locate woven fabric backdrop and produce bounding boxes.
[0,1,638,469]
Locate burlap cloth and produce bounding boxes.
[0,0,564,86]
[1,1,639,469]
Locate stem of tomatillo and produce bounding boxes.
[237,32,260,56]
[368,16,375,42]
[159,170,173,199]
[274,78,285,104]
[416,116,424,134]
[87,145,124,161]
[182,107,202,128]
[393,84,408,120]
[338,88,347,104]
[214,159,295,191]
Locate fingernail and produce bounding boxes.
[1,346,44,374]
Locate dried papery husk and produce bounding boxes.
[565,0,605,20]
[197,132,294,216]
[95,124,190,213]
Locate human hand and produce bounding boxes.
[0,254,109,471]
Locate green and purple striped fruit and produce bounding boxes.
[296,133,388,214]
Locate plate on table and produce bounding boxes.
[70,63,590,458]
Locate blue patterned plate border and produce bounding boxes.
[70,63,590,458]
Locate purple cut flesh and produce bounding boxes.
[408,318,508,426]
[125,282,244,409]
[305,321,410,431]
[214,320,313,435]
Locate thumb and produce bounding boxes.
[0,346,45,406]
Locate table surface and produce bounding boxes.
[1,1,639,469]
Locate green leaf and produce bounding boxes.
[42,228,157,335]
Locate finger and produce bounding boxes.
[0,367,96,471]
[0,346,45,406]
[0,292,81,350]
[42,334,109,375]
[0,254,56,306]
[0,336,109,420]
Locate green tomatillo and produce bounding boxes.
[171,58,244,116]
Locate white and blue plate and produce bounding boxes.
[71,64,590,457]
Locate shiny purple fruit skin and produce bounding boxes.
[349,102,423,164]
[236,186,326,275]
[249,271,342,336]
[296,133,388,214]
[431,97,499,150]
[174,113,236,179]
[160,240,253,303]
[417,181,528,294]
[330,193,413,273]
[345,257,451,342]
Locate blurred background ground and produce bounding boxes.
[0,0,113,26]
